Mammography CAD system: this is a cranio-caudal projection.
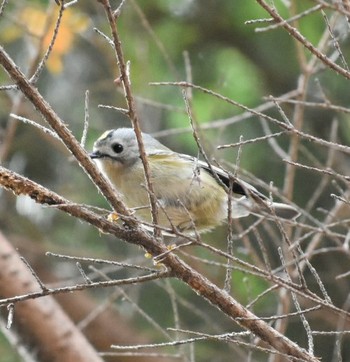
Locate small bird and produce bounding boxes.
[90,128,298,234]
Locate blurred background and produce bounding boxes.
[1,0,350,361]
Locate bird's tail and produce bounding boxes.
[269,202,299,219]
[236,197,299,220]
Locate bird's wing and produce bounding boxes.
[175,153,267,201]
[147,150,268,203]
[146,151,298,219]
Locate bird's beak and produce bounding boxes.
[89,151,102,159]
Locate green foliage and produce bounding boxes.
[0,334,21,362]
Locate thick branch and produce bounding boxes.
[0,45,136,228]
[0,165,161,255]
[0,232,103,362]
[0,166,319,361]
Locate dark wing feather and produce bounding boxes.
[206,167,248,196]
[178,153,267,200]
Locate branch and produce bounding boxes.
[99,0,160,236]
[150,81,350,155]
[0,231,103,362]
[255,0,350,79]
[0,165,319,361]
[0,45,136,228]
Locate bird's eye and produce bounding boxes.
[112,143,123,153]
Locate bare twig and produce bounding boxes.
[151,81,350,155]
[0,163,321,360]
[255,0,350,79]
[81,90,90,148]
[98,0,161,237]
[0,45,137,226]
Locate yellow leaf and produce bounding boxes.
[9,5,90,74]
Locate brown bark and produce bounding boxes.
[0,231,103,362]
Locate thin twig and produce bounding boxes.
[9,114,59,140]
[99,0,161,237]
[254,4,324,32]
[20,256,49,292]
[30,1,65,84]
[151,81,350,155]
[81,90,90,148]
[0,271,169,306]
[256,0,350,79]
